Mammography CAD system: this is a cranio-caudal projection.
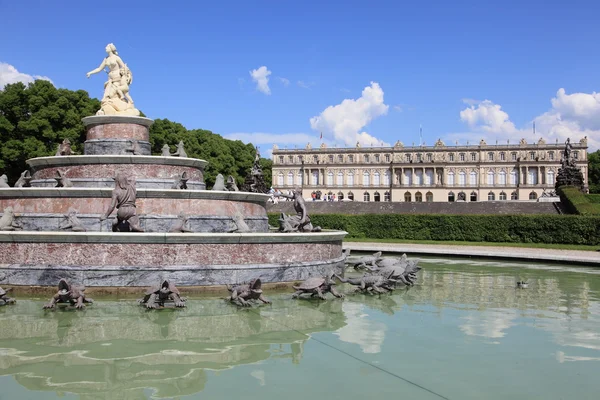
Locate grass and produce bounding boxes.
[344,238,600,252]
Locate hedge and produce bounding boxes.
[558,186,600,215]
[268,213,600,245]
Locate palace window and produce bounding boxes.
[327,171,334,186]
[425,169,434,186]
[470,191,477,201]
[529,191,538,200]
[471,153,477,161]
[414,169,423,185]
[417,153,422,162]
[288,155,294,163]
[528,168,538,185]
[348,155,354,163]
[469,171,477,186]
[347,172,354,186]
[510,168,518,185]
[363,192,370,202]
[449,153,455,162]
[427,153,432,162]
[373,172,381,186]
[338,155,344,162]
[459,153,465,162]
[426,192,433,202]
[375,154,380,162]
[548,152,554,161]
[511,191,518,200]
[364,154,370,163]
[363,171,370,186]
[405,154,411,162]
[336,172,343,186]
[530,152,535,161]
[328,155,333,163]
[277,172,284,186]
[313,155,318,163]
[487,171,495,186]
[348,192,354,201]
[374,192,381,202]
[547,170,555,185]
[488,152,494,161]
[296,172,303,186]
[385,154,390,162]
[278,156,284,163]
[311,171,319,185]
[384,191,391,201]
[404,169,413,185]
[404,192,412,202]
[500,152,506,161]
[448,192,455,202]
[383,170,391,186]
[498,171,507,185]
[287,172,294,186]
[458,171,466,186]
[415,192,423,202]
[447,171,455,186]
[488,192,495,201]
[511,152,517,161]
[499,191,507,201]
[337,192,344,201]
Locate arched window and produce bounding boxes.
[487,171,495,186]
[404,191,412,202]
[336,171,343,186]
[277,172,284,186]
[311,171,319,185]
[327,171,333,186]
[547,170,555,185]
[337,192,344,201]
[347,172,354,187]
[374,192,381,202]
[296,172,303,186]
[510,168,518,185]
[425,169,434,186]
[458,171,466,186]
[363,191,371,202]
[415,192,423,202]
[528,168,538,185]
[447,171,455,186]
[529,191,538,200]
[348,192,354,201]
[363,171,370,186]
[488,191,495,201]
[499,191,507,200]
[404,170,413,185]
[415,170,423,185]
[511,191,518,200]
[373,172,381,186]
[469,171,477,186]
[498,171,507,185]
[470,191,477,202]
[448,192,455,202]
[287,172,293,186]
[426,192,433,202]
[384,191,391,201]
[383,170,391,186]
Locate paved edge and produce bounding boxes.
[344,242,600,266]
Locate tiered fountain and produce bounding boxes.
[0,44,346,289]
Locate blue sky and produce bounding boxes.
[1,0,599,153]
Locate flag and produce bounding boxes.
[320,132,323,140]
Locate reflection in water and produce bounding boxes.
[1,258,600,399]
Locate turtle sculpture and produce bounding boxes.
[139,280,186,309]
[350,251,383,271]
[43,278,93,309]
[375,259,421,286]
[335,270,398,294]
[375,253,408,269]
[227,278,271,307]
[292,275,344,300]
[0,287,16,305]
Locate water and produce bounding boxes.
[1,258,600,400]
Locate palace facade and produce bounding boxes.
[271,137,589,202]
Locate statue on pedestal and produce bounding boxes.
[101,173,144,232]
[86,43,140,116]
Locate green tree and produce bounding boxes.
[0,80,100,183]
[588,150,600,193]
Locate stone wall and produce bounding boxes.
[268,200,563,215]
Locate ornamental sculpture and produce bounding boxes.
[86,43,140,116]
[276,188,321,233]
[43,278,93,309]
[101,173,144,232]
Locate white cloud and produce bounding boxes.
[452,89,600,150]
[0,62,53,89]
[277,77,290,87]
[297,80,315,89]
[309,81,390,146]
[393,105,403,112]
[249,66,272,95]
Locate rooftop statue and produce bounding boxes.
[101,173,144,232]
[86,43,140,116]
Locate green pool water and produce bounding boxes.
[1,257,600,400]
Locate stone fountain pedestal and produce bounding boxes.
[0,116,347,289]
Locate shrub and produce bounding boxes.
[558,186,600,215]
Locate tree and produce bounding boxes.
[588,150,600,193]
[0,80,100,183]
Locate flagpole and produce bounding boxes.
[419,124,423,146]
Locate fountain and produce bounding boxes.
[0,44,346,289]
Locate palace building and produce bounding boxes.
[271,137,589,202]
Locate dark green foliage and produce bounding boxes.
[148,119,268,188]
[588,150,600,194]
[268,213,600,245]
[0,80,100,183]
[558,186,600,215]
